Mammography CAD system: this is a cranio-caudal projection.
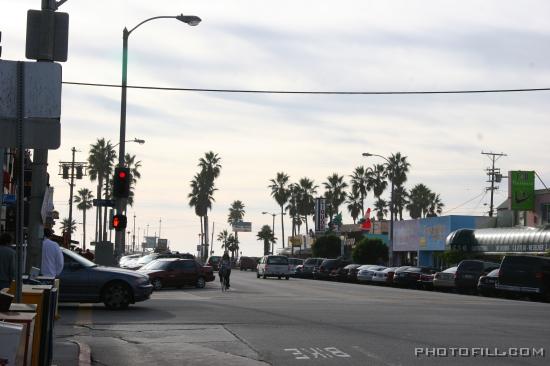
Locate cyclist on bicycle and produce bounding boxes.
[219,252,231,289]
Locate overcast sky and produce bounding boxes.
[2,0,549,256]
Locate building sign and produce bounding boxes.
[315,198,326,232]
[510,171,535,211]
[233,221,251,232]
[472,243,550,253]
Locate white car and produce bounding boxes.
[357,265,387,283]
[257,255,291,280]
[371,267,397,284]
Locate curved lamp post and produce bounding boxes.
[262,211,285,254]
[362,152,394,266]
[116,14,201,255]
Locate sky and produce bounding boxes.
[2,0,549,257]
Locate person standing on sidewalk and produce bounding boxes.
[0,233,15,290]
[41,228,64,277]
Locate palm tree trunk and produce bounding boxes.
[280,205,285,248]
[199,216,204,257]
[96,177,103,242]
[204,214,209,261]
[304,215,309,236]
[83,208,87,251]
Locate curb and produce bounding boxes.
[71,341,92,366]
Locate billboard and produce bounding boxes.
[233,221,251,232]
[315,198,326,232]
[509,171,535,211]
[157,239,168,251]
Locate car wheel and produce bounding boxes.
[278,276,281,280]
[152,278,163,291]
[263,274,267,279]
[196,277,206,288]
[103,282,131,310]
[285,276,289,280]
[256,273,260,278]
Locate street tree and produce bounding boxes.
[74,188,94,250]
[311,235,341,258]
[350,166,372,213]
[407,184,433,218]
[88,138,116,242]
[60,218,77,235]
[346,189,362,224]
[228,200,246,249]
[352,237,388,265]
[297,177,318,235]
[197,151,222,260]
[374,198,388,220]
[323,173,348,220]
[256,225,276,255]
[387,153,410,220]
[268,172,291,248]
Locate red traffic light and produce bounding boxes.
[118,171,127,179]
[111,214,127,231]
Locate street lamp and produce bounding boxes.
[362,152,394,266]
[262,211,285,254]
[116,14,201,256]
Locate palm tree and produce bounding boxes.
[188,171,216,259]
[407,184,432,218]
[88,138,116,242]
[428,192,444,217]
[346,189,362,224]
[387,153,410,221]
[374,198,388,221]
[226,234,239,259]
[197,151,222,259]
[350,166,371,214]
[257,225,276,255]
[323,173,348,220]
[217,229,230,251]
[60,218,77,235]
[368,164,388,200]
[74,188,94,250]
[268,172,291,248]
[393,185,409,221]
[296,177,318,235]
[285,184,300,235]
[124,153,142,207]
[228,200,245,251]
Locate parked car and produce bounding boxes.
[393,267,438,288]
[288,258,304,274]
[238,256,257,271]
[138,258,215,290]
[477,269,500,297]
[433,266,457,291]
[119,254,141,267]
[257,255,291,279]
[496,255,550,301]
[342,264,362,282]
[388,266,411,285]
[293,264,305,277]
[371,267,397,285]
[206,255,222,271]
[297,257,325,278]
[59,248,153,310]
[455,260,500,293]
[314,258,351,281]
[357,265,386,283]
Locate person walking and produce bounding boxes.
[0,233,15,290]
[41,228,64,277]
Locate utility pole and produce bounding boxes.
[59,147,87,245]
[482,151,507,217]
[132,213,136,253]
[158,218,162,238]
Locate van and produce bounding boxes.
[496,255,550,301]
[455,260,500,293]
[238,256,257,271]
[257,255,290,280]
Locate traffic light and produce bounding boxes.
[75,165,83,179]
[113,167,131,198]
[111,214,127,231]
[62,165,69,179]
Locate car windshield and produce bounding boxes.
[137,254,158,265]
[141,260,171,270]
[62,248,96,268]
[267,256,288,265]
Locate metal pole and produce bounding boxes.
[159,218,162,238]
[389,180,394,267]
[132,213,136,253]
[14,61,25,302]
[67,147,76,240]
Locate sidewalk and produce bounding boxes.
[53,340,91,366]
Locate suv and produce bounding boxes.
[206,256,222,271]
[297,257,325,278]
[455,260,500,293]
[496,255,550,301]
[238,256,257,271]
[257,255,290,279]
[313,258,351,281]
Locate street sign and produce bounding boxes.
[315,198,326,232]
[92,199,115,207]
[0,60,62,148]
[233,221,251,232]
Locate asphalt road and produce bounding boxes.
[57,270,550,366]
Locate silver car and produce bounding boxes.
[357,265,387,283]
[433,266,457,291]
[257,255,291,280]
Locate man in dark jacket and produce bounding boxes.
[0,233,15,290]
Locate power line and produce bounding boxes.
[62,81,550,95]
[442,190,486,215]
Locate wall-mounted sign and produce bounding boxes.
[509,171,535,211]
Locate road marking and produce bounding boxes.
[284,347,351,360]
[351,346,399,366]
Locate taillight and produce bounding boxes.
[535,272,544,280]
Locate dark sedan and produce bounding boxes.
[296,257,325,278]
[138,258,215,290]
[393,267,438,289]
[59,248,153,310]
